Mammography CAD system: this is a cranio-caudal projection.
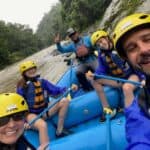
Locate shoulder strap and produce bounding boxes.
[138,87,150,117]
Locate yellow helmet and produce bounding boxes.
[113,13,150,58]
[19,60,37,74]
[0,93,28,118]
[91,30,108,45]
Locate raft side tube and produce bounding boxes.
[52,87,120,128]
[50,115,127,150]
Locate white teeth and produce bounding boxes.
[6,130,17,135]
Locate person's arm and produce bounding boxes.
[86,54,107,84]
[56,42,75,53]
[95,53,107,75]
[83,36,95,51]
[124,99,150,150]
[42,79,66,96]
[54,33,75,53]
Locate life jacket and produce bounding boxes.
[101,50,133,78]
[23,79,48,113]
[75,37,94,61]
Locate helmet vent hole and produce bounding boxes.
[113,33,116,39]
[96,34,99,37]
[139,15,148,19]
[21,100,25,105]
[5,93,9,96]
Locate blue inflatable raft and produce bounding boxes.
[24,67,128,150]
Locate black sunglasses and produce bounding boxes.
[0,112,26,127]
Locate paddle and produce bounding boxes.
[28,87,72,126]
[92,73,144,88]
[67,58,78,100]
[106,114,112,150]
[68,59,73,100]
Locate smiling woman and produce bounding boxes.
[0,93,35,150]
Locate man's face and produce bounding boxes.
[123,28,150,75]
[96,37,112,50]
[69,32,79,42]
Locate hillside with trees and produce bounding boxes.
[0,0,113,70]
[0,0,149,93]
[0,21,43,69]
[36,0,112,47]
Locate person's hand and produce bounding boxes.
[94,50,98,57]
[85,70,94,81]
[54,33,61,44]
[71,84,78,91]
[24,122,31,130]
[141,80,146,87]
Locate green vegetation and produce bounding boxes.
[0,0,112,69]
[0,21,43,69]
[60,0,112,31]
[37,0,112,47]
[36,3,66,47]
[0,0,144,70]
[103,0,144,30]
[121,0,144,15]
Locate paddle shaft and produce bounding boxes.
[106,114,112,150]
[28,88,71,126]
[94,74,143,87]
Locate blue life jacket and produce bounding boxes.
[100,50,133,78]
[74,37,95,62]
[57,36,96,63]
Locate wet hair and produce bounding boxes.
[17,77,27,89]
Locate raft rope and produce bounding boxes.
[94,73,143,88]
[28,87,72,126]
